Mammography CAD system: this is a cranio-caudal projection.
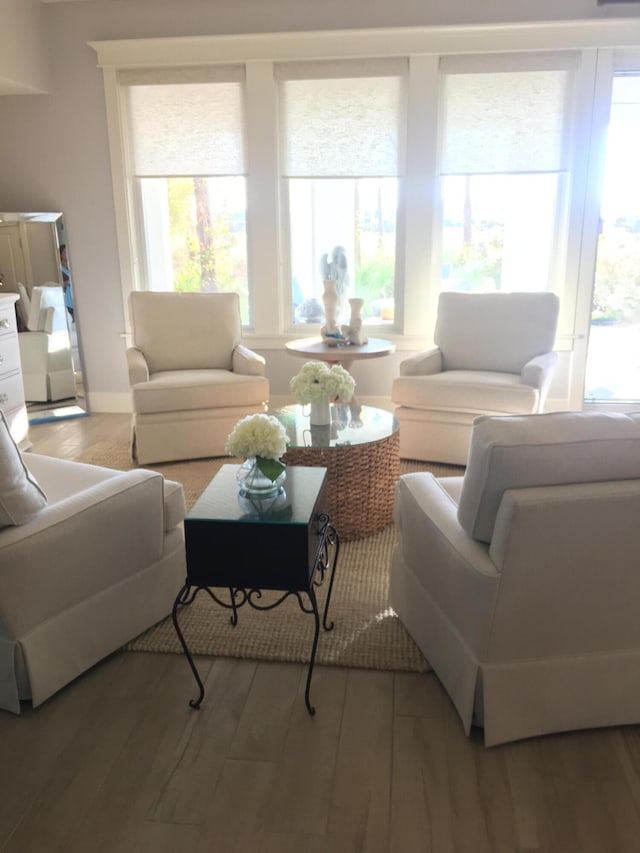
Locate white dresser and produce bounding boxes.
[0,293,29,448]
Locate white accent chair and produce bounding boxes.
[391,291,560,464]
[390,411,640,746]
[17,283,77,402]
[0,448,187,714]
[126,291,269,465]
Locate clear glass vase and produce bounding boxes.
[237,456,286,496]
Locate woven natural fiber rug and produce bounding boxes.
[78,441,464,673]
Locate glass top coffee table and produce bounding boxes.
[270,403,400,541]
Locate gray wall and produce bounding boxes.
[0,0,638,409]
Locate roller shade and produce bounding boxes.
[124,66,246,177]
[440,54,577,175]
[277,59,408,177]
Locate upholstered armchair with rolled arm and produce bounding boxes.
[0,410,186,714]
[390,410,640,746]
[391,291,560,464]
[126,291,269,465]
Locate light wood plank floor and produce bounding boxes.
[2,413,640,852]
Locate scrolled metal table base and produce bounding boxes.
[172,518,339,715]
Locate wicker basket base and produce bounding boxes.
[283,430,400,541]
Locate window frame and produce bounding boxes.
[92,21,640,415]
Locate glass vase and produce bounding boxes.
[237,457,286,496]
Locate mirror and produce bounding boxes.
[0,212,88,422]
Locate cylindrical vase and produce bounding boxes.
[309,397,331,426]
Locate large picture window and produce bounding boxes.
[95,25,640,413]
[438,54,577,295]
[277,60,407,328]
[123,67,250,322]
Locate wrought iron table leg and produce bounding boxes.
[304,584,321,716]
[229,586,239,625]
[321,524,339,631]
[172,585,205,709]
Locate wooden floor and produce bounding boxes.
[2,413,640,852]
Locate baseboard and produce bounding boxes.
[85,391,132,413]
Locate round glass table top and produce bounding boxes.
[270,403,399,450]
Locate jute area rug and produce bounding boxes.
[79,441,464,673]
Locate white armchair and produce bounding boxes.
[17,283,76,402]
[127,291,269,465]
[390,411,640,746]
[391,291,560,464]
[0,412,186,713]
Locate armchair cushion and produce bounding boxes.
[392,370,538,414]
[0,411,47,528]
[131,369,268,414]
[435,291,560,373]
[458,411,640,544]
[129,291,240,373]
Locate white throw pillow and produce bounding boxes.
[0,410,47,527]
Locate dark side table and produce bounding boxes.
[172,464,339,715]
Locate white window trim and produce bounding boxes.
[92,20,640,366]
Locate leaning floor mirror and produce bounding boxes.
[0,211,88,422]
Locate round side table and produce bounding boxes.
[285,336,395,374]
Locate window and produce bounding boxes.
[437,54,578,295]
[95,24,639,414]
[584,72,640,402]
[277,60,408,327]
[123,67,250,322]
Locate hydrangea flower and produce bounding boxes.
[290,360,356,404]
[225,413,288,481]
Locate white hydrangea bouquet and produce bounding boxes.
[225,413,288,482]
[289,360,356,404]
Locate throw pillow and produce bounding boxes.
[0,410,47,527]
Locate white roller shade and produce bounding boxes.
[278,59,408,177]
[440,65,574,175]
[125,67,246,177]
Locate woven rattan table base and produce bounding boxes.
[283,430,400,542]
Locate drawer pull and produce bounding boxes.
[0,393,8,405]
[0,318,9,329]
[0,355,3,365]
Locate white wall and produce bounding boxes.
[0,0,51,94]
[0,0,638,411]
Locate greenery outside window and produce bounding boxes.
[123,67,250,323]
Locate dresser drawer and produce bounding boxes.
[0,335,22,378]
[0,372,27,415]
[0,305,18,338]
